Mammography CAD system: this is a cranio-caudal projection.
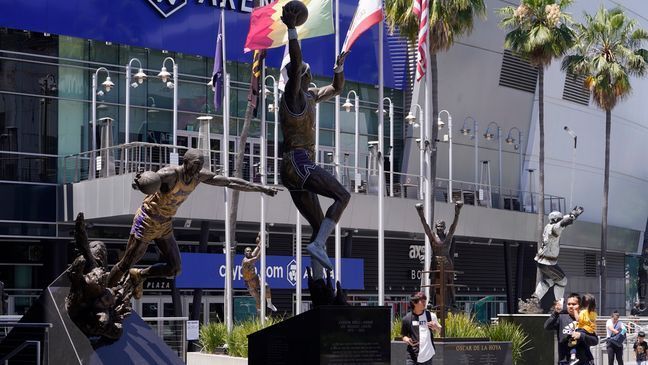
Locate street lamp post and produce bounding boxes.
[405,104,424,199]
[380,98,394,197]
[158,57,178,155]
[484,122,502,207]
[564,126,577,209]
[342,90,359,193]
[461,117,479,192]
[438,110,452,203]
[264,75,279,184]
[91,67,114,180]
[310,82,320,163]
[125,58,147,172]
[506,127,523,209]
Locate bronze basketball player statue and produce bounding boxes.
[106,148,278,297]
[279,1,350,281]
[242,232,277,313]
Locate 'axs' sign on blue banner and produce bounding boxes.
[175,253,364,290]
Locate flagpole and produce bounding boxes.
[260,60,267,324]
[378,17,385,307]
[220,9,234,334]
[334,0,342,286]
[423,23,432,302]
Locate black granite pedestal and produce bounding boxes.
[0,274,183,365]
[499,314,554,365]
[249,306,390,365]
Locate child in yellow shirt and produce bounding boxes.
[569,294,597,365]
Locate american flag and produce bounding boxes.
[412,0,429,81]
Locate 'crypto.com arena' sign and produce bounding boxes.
[146,0,273,18]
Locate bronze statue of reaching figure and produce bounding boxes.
[415,200,463,307]
[241,232,277,313]
[106,148,278,298]
[279,1,350,280]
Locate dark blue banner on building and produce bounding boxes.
[175,252,364,289]
[0,0,407,88]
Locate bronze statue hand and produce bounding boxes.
[132,171,142,190]
[415,203,424,211]
[333,51,349,72]
[455,200,464,212]
[571,206,584,218]
[263,186,281,197]
[281,4,298,28]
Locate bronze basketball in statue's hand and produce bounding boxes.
[281,1,308,28]
[134,171,161,195]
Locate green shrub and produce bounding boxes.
[392,317,402,340]
[226,317,282,358]
[445,312,486,338]
[484,321,532,365]
[198,321,228,353]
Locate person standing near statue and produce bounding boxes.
[401,292,441,365]
[415,200,463,308]
[107,148,278,297]
[519,206,584,314]
[241,232,277,313]
[278,2,350,279]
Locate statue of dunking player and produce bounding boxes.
[415,201,463,308]
[518,206,584,314]
[279,3,350,279]
[242,232,277,313]
[106,148,278,297]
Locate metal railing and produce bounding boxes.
[0,322,51,365]
[62,142,566,215]
[141,316,188,362]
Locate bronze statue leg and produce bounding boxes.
[303,169,350,223]
[141,234,182,279]
[107,234,149,287]
[289,189,324,242]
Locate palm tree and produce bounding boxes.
[562,6,648,312]
[498,0,574,251]
[384,0,485,238]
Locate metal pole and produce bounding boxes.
[91,73,97,180]
[296,211,302,314]
[334,0,342,285]
[273,80,279,184]
[260,63,267,323]
[418,107,424,200]
[378,18,385,306]
[224,72,232,333]
[474,120,479,192]
[423,29,432,301]
[354,93,359,193]
[172,62,178,154]
[125,63,131,146]
[498,127,502,208]
[315,102,320,163]
[389,100,394,197]
[448,113,453,203]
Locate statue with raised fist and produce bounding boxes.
[519,206,584,314]
[279,1,350,280]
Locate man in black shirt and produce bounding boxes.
[401,292,441,365]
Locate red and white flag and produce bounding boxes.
[341,0,383,53]
[410,0,428,116]
[412,0,428,81]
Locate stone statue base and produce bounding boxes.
[0,273,183,365]
[248,306,390,365]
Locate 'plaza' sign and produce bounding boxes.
[175,253,365,290]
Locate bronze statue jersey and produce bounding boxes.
[279,91,318,190]
[130,171,200,241]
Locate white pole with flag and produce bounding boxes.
[334,0,342,286]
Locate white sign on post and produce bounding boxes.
[186,320,199,341]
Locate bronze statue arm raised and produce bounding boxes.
[74,212,96,269]
[558,206,583,228]
[446,201,464,243]
[199,170,278,196]
[415,203,437,244]
[311,52,348,103]
[281,4,307,113]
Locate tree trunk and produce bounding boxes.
[228,103,256,247]
[601,109,611,313]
